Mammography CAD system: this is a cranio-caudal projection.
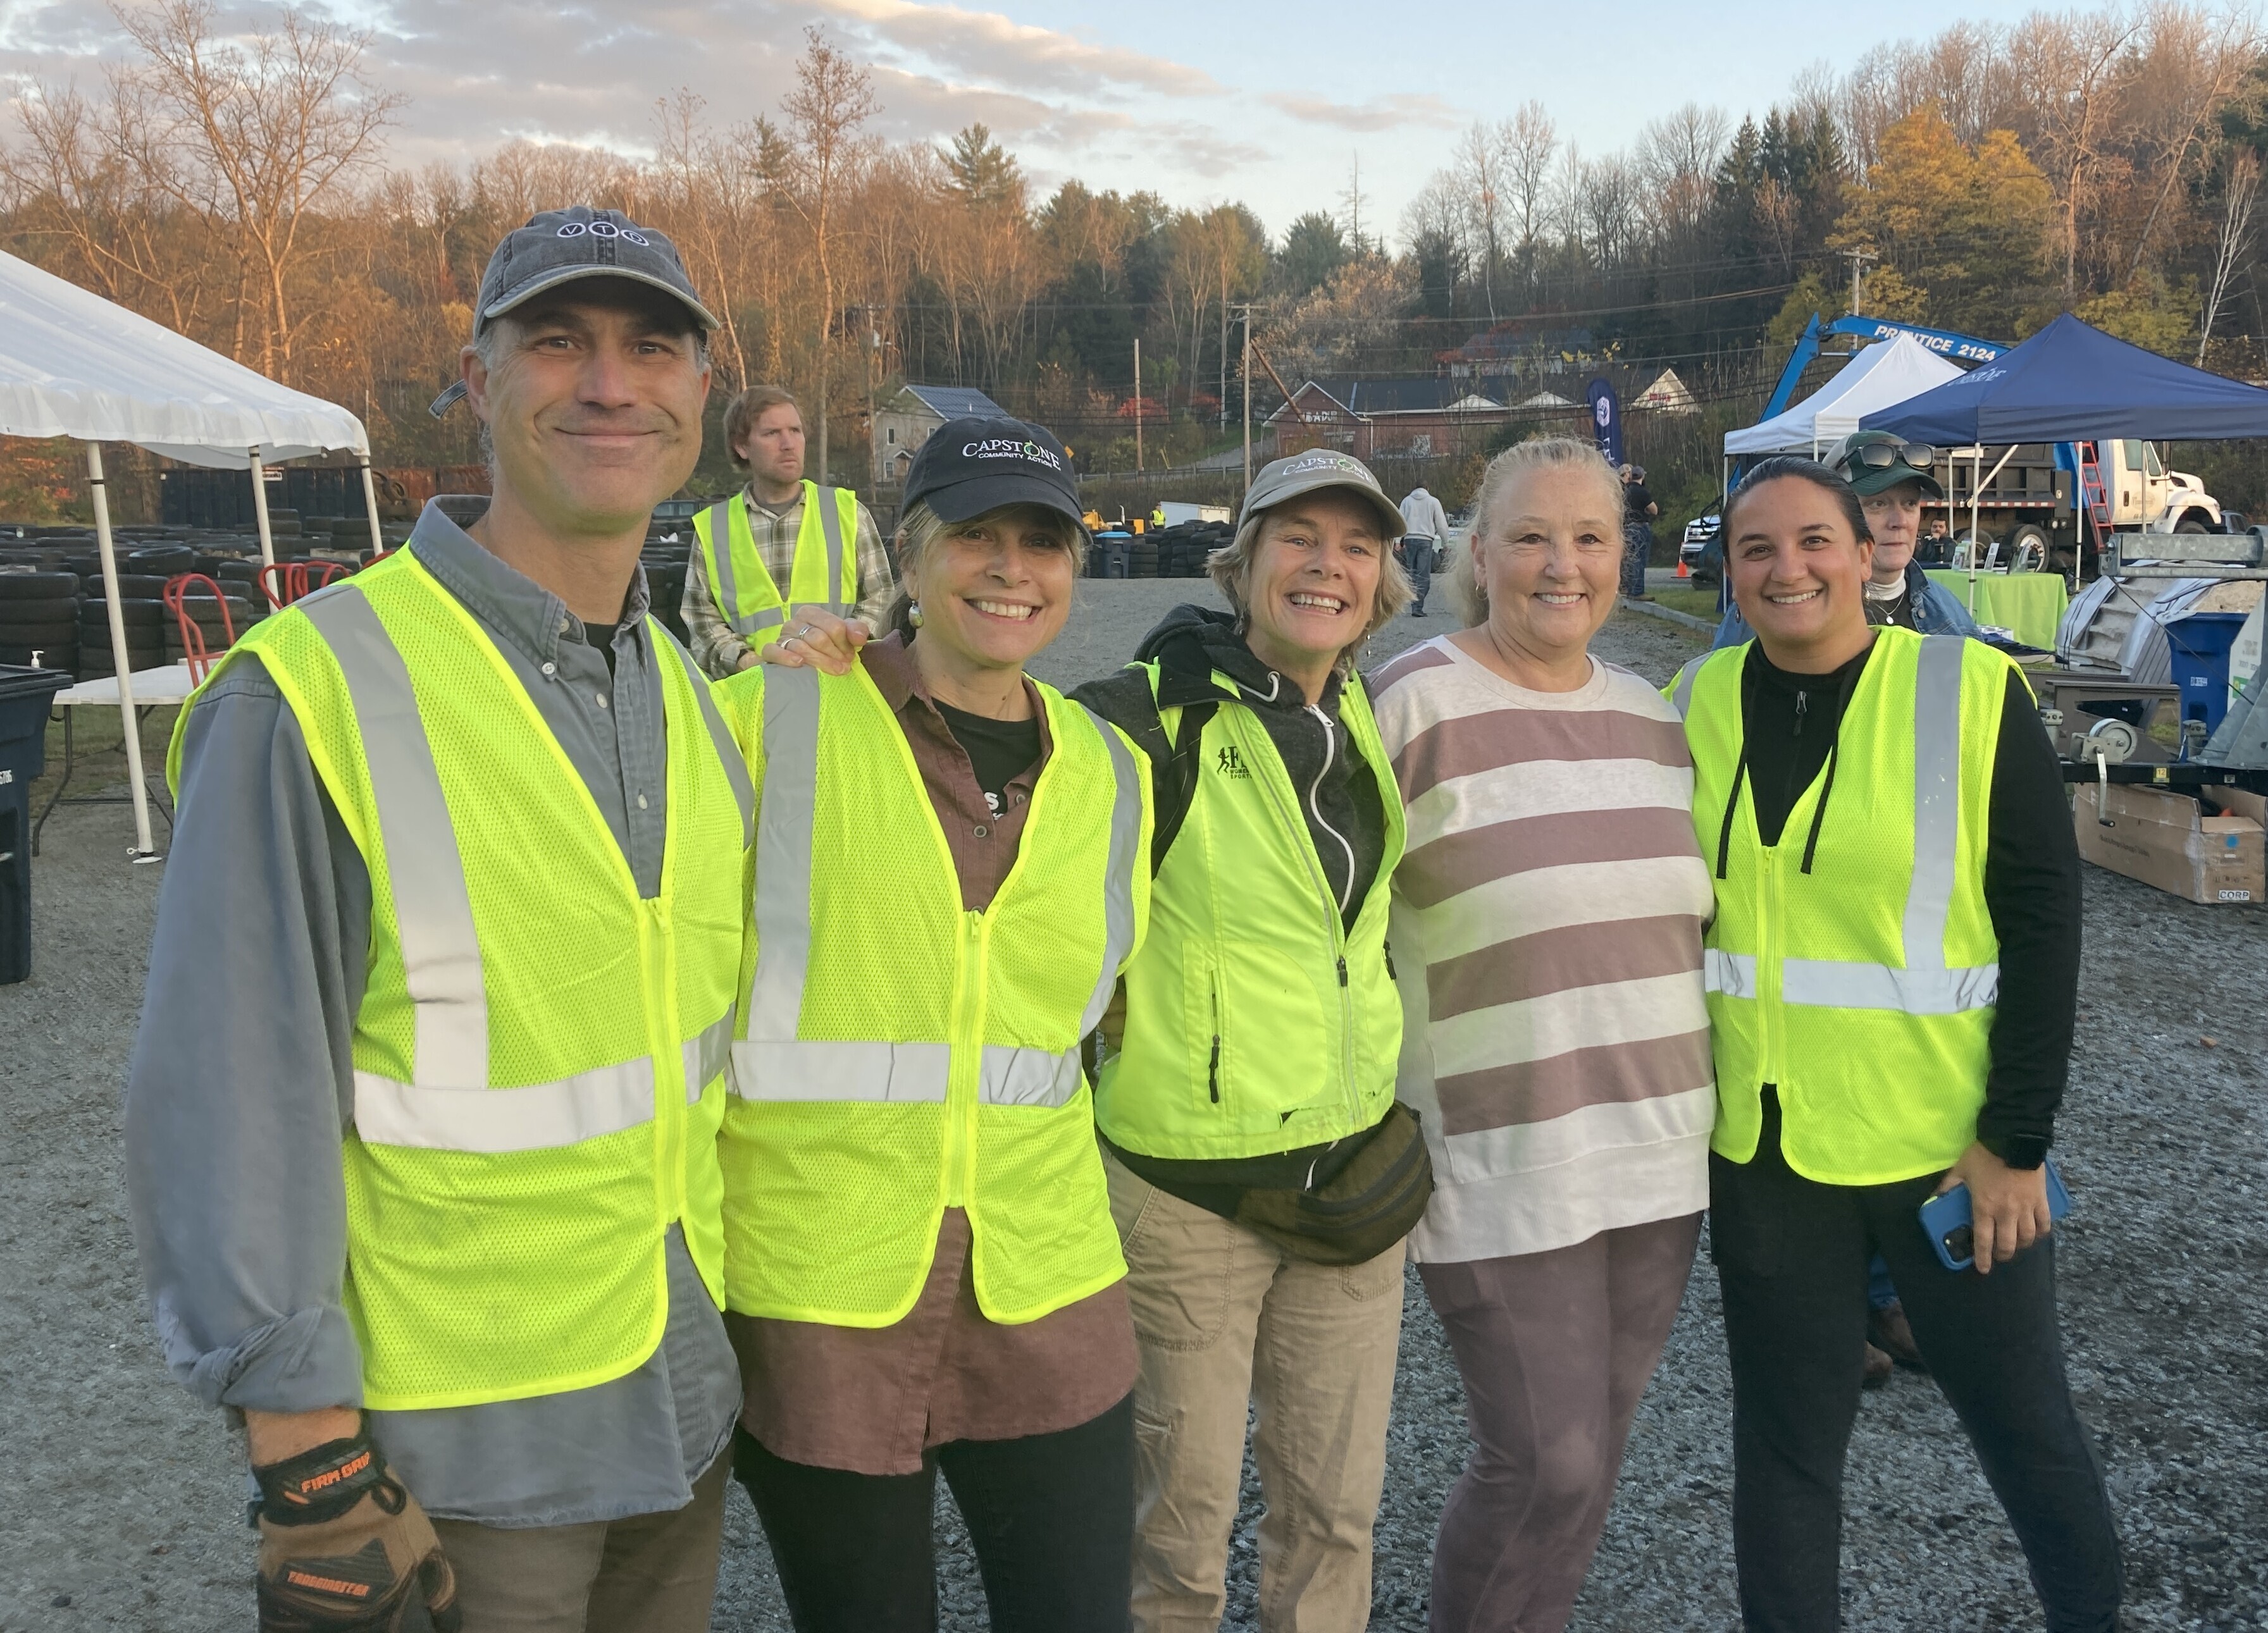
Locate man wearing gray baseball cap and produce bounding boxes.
[1072,448,1424,1632]
[129,204,751,1633]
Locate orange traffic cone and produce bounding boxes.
[1676,557,1689,578]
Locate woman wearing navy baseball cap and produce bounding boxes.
[715,415,1154,1633]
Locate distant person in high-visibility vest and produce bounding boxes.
[714,416,1153,1632]
[1668,456,2121,1632]
[681,383,895,678]
[127,206,755,1632]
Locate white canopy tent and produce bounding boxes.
[0,249,380,858]
[1724,334,1966,457]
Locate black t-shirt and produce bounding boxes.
[1624,481,1655,524]
[1864,585,1918,630]
[1735,639,2079,1166]
[933,701,1042,816]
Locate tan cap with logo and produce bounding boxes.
[1238,450,1406,541]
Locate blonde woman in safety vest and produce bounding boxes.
[714,416,1152,1633]
[1074,450,1423,1633]
[682,383,895,678]
[127,210,752,1632]
[1670,456,2121,1631]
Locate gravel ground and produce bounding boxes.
[4,583,2263,1631]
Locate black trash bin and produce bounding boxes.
[0,664,72,983]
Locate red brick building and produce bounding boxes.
[1268,378,1520,462]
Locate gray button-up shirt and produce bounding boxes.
[124,500,741,1527]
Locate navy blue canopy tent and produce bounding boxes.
[1860,312,2268,442]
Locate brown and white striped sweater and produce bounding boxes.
[1370,636,1713,1262]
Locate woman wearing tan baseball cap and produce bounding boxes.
[1072,450,1426,1633]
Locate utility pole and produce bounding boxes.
[1133,336,1143,473]
[1842,249,1879,317]
[1238,305,1253,496]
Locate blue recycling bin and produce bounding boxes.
[1094,531,1131,579]
[2163,612,2248,746]
[0,664,71,984]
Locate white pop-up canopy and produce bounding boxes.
[0,249,384,858]
[1724,334,1966,457]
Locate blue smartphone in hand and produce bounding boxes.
[1919,1157,2072,1273]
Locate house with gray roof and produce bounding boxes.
[872,384,1008,482]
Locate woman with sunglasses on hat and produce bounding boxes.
[1668,457,2121,1632]
[1711,433,1980,649]
[1073,450,1422,1633]
[714,416,1152,1633]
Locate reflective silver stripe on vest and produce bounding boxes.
[1703,948,1756,999]
[1903,634,1964,974]
[814,485,850,613]
[1075,705,1144,1038]
[683,1004,736,1102]
[1780,958,1999,1013]
[980,1045,1085,1108]
[1670,655,1706,720]
[745,664,821,1042]
[299,584,490,1090]
[728,1039,951,1102]
[702,502,755,636]
[353,1059,654,1152]
[658,625,755,849]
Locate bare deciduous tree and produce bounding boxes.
[779,27,876,483]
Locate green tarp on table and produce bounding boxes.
[1924,570,2069,648]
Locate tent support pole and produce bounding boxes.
[87,444,158,861]
[249,447,276,568]
[359,455,383,556]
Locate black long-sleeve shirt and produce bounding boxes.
[1739,640,2078,1168]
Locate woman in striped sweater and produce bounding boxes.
[1370,438,1713,1633]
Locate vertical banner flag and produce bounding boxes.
[1586,378,1625,467]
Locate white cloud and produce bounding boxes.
[1263,90,1458,133]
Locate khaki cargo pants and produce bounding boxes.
[1105,1149,1406,1633]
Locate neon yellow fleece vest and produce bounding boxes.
[170,551,753,1410]
[715,663,1151,1327]
[693,481,860,638]
[1670,627,2014,1186]
[1098,663,1406,1161]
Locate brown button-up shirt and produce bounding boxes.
[727,633,1136,1475]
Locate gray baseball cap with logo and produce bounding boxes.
[430,205,719,416]
[1238,449,1406,541]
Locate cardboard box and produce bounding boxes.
[2074,782,2264,904]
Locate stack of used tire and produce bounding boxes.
[77,573,174,679]
[1148,521,1232,579]
[1129,533,1160,579]
[0,570,84,674]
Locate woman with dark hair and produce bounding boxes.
[1669,456,2121,1631]
[715,417,1151,1632]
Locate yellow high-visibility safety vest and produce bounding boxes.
[693,481,860,638]
[169,551,755,1410]
[1100,663,1404,1162]
[1670,628,2016,1186]
[715,663,1151,1328]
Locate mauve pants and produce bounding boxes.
[1416,1212,1701,1633]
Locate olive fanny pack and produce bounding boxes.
[1234,1100,1433,1265]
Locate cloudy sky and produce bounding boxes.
[3,0,2053,240]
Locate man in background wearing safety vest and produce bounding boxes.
[682,383,894,678]
[127,206,755,1632]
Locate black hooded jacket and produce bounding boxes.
[1075,603,1386,928]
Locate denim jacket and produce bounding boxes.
[1710,560,1983,649]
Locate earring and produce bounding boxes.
[907,600,924,629]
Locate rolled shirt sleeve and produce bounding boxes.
[125,658,372,1414]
